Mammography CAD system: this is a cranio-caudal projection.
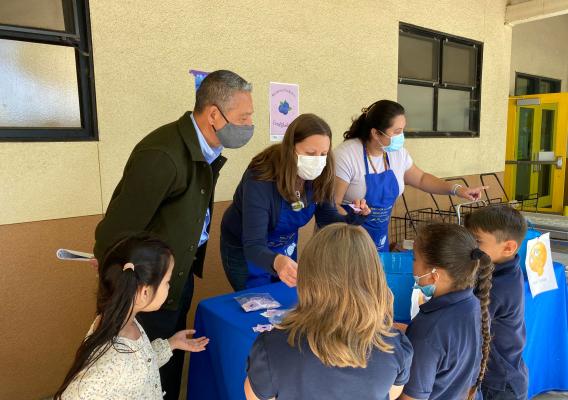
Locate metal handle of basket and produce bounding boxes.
[456,200,488,225]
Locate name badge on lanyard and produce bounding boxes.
[291,190,305,212]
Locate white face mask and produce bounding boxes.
[297,154,327,180]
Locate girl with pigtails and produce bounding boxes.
[398,223,494,400]
[54,234,209,400]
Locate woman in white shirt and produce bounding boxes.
[334,100,486,252]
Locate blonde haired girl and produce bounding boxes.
[245,223,413,400]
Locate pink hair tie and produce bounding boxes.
[123,262,135,272]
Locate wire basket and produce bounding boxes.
[389,200,488,247]
[479,172,538,210]
[389,172,535,249]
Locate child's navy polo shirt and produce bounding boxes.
[247,328,413,399]
[404,288,482,400]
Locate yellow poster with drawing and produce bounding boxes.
[525,232,558,297]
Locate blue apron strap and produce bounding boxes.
[364,144,391,174]
[363,144,370,175]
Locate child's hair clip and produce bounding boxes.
[123,262,135,272]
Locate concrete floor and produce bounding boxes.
[553,251,568,268]
[534,393,568,399]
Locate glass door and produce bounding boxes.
[514,107,536,203]
[535,106,556,208]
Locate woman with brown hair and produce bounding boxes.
[220,113,370,290]
[244,223,413,399]
[398,223,494,400]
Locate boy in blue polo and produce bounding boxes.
[465,205,528,400]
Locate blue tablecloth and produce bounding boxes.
[188,283,297,400]
[524,262,568,398]
[188,264,568,400]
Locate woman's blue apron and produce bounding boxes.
[246,196,316,288]
[361,145,400,252]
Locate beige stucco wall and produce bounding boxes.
[1,0,512,225]
[0,142,102,225]
[510,13,568,95]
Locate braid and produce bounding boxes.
[467,253,494,399]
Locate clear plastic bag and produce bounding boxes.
[234,293,281,312]
[260,308,290,325]
[252,324,274,333]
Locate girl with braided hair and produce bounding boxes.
[398,223,493,400]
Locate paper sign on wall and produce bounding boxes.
[269,82,299,142]
[525,232,558,297]
[190,69,209,92]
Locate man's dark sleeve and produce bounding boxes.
[94,149,177,260]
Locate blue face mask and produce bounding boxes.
[413,268,437,297]
[380,131,405,152]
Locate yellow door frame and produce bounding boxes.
[505,93,568,213]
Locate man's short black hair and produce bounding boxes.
[194,70,251,113]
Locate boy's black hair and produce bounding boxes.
[464,205,528,246]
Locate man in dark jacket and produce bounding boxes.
[93,70,254,399]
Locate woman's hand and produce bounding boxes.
[168,329,209,352]
[351,199,371,216]
[273,254,298,287]
[456,186,488,201]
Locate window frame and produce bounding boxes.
[398,23,483,138]
[0,0,98,142]
[514,72,561,96]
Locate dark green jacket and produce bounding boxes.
[94,111,226,310]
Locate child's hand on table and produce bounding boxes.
[168,329,209,352]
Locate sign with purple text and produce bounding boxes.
[269,82,299,142]
[189,69,209,92]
